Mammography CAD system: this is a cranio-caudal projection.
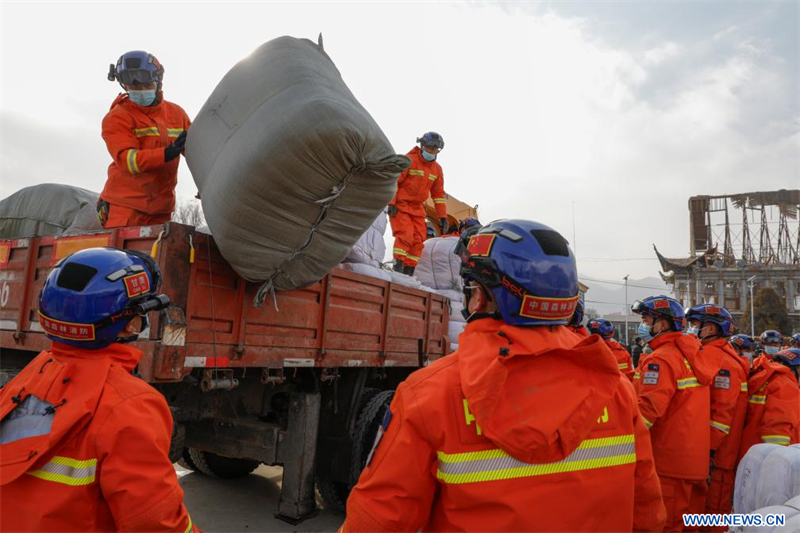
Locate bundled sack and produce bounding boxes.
[0,184,102,239]
[338,262,392,282]
[754,445,800,510]
[733,505,800,533]
[415,237,462,291]
[345,210,387,267]
[186,35,409,301]
[735,444,783,514]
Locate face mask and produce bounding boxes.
[742,352,754,361]
[638,323,654,343]
[684,326,700,337]
[128,89,157,107]
[421,150,437,162]
[764,346,780,356]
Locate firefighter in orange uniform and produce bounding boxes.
[567,298,590,338]
[684,305,749,526]
[98,50,191,228]
[738,347,800,461]
[756,330,783,367]
[632,296,716,532]
[388,132,447,276]
[588,318,635,380]
[0,248,198,533]
[341,220,666,532]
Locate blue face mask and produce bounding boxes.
[128,89,157,107]
[638,323,654,343]
[765,346,780,356]
[684,326,700,337]
[421,149,436,162]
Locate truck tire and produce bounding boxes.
[315,387,382,512]
[186,448,259,479]
[168,423,186,464]
[351,390,394,486]
[177,447,198,471]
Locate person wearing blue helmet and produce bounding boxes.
[0,248,198,532]
[729,334,756,363]
[567,297,589,337]
[98,50,191,229]
[631,295,717,532]
[790,333,800,349]
[759,330,783,364]
[685,304,749,520]
[773,348,800,382]
[588,318,635,380]
[341,220,666,532]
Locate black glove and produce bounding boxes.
[440,218,449,233]
[387,205,397,218]
[164,131,188,162]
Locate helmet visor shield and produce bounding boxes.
[631,300,646,314]
[118,69,158,86]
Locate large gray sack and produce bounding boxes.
[0,183,102,239]
[186,36,409,299]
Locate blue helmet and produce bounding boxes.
[774,348,800,379]
[685,304,735,337]
[458,217,481,234]
[587,318,615,339]
[109,50,164,88]
[568,298,584,328]
[456,219,579,326]
[760,330,783,345]
[417,132,445,150]
[631,295,686,332]
[730,334,755,354]
[791,333,800,348]
[38,247,169,349]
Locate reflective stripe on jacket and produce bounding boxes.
[389,147,447,219]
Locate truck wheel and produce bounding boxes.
[351,390,394,486]
[315,478,349,513]
[186,448,259,479]
[168,423,186,464]
[177,447,198,471]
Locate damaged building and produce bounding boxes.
[655,189,800,328]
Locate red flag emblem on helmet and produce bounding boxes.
[467,234,496,257]
[653,299,671,309]
[706,306,721,315]
[519,295,579,320]
[123,272,151,298]
[38,312,96,341]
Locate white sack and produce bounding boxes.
[415,237,462,291]
[345,211,387,267]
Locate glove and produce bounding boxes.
[440,218,449,233]
[387,205,397,218]
[164,131,188,162]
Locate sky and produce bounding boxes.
[1,0,798,294]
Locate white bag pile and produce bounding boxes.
[345,211,387,268]
[731,444,800,533]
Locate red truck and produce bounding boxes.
[0,222,450,523]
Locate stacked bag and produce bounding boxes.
[185,35,409,305]
[0,184,102,239]
[414,236,466,351]
[732,443,800,532]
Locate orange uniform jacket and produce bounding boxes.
[705,339,750,469]
[0,343,197,532]
[390,147,446,219]
[100,93,191,216]
[606,338,635,380]
[634,332,715,480]
[739,358,800,459]
[342,319,666,532]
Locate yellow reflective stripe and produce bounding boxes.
[762,435,790,445]
[642,416,653,429]
[408,170,425,176]
[428,174,438,181]
[618,363,629,370]
[749,395,766,405]
[393,248,408,257]
[184,516,194,533]
[433,199,446,204]
[677,377,700,390]
[741,382,748,392]
[134,127,160,137]
[25,456,97,486]
[683,358,693,370]
[127,149,140,174]
[633,371,641,380]
[167,128,185,138]
[407,254,420,262]
[710,420,731,434]
[437,434,635,485]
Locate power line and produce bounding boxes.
[577,257,659,262]
[579,276,670,291]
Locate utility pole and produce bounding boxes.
[747,275,756,337]
[623,275,630,346]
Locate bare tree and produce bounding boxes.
[172,199,205,228]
